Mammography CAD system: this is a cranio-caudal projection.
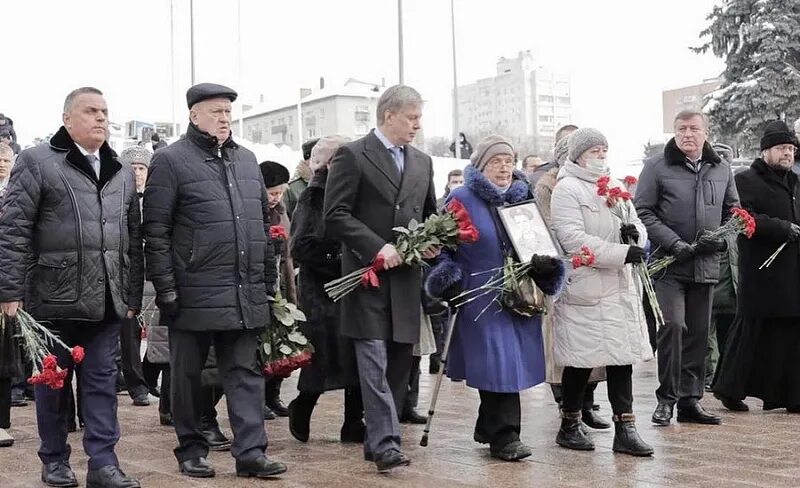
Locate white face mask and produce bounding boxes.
[585,158,608,173]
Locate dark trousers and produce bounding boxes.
[354,339,413,457]
[0,378,10,429]
[654,276,713,407]
[476,391,520,449]
[430,313,448,364]
[562,365,633,416]
[36,320,122,470]
[143,358,171,414]
[169,328,266,463]
[708,313,735,386]
[119,316,148,398]
[403,356,421,413]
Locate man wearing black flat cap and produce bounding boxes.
[144,82,287,479]
[283,138,318,217]
[714,120,800,414]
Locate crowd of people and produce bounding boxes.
[0,82,798,488]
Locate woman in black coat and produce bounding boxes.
[287,135,365,443]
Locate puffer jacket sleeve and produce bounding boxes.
[126,188,144,310]
[550,181,629,269]
[261,184,278,294]
[634,159,684,251]
[0,151,42,301]
[143,152,178,294]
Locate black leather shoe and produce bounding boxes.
[581,408,611,429]
[556,411,594,451]
[473,429,490,444]
[263,404,277,420]
[714,393,749,412]
[490,440,532,461]
[131,394,150,407]
[651,403,673,426]
[86,465,140,488]
[375,449,411,473]
[41,461,79,487]
[288,397,314,443]
[201,424,231,451]
[266,398,289,417]
[677,403,722,425]
[235,456,287,478]
[340,420,366,443]
[179,457,215,478]
[159,412,174,426]
[400,409,427,424]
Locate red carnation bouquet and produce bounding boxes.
[324,198,480,302]
[648,207,755,275]
[1,309,85,390]
[597,176,665,327]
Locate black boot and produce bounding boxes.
[265,378,288,417]
[581,408,611,429]
[200,419,231,452]
[612,413,653,457]
[288,392,319,443]
[556,411,594,451]
[341,388,365,443]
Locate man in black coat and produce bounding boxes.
[0,87,143,488]
[635,110,739,427]
[714,121,800,412]
[144,83,286,479]
[324,85,439,472]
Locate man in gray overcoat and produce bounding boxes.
[324,85,439,472]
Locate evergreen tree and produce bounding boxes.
[643,142,665,161]
[694,0,800,155]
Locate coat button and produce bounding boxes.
[102,218,107,224]
[395,204,400,210]
[414,206,420,213]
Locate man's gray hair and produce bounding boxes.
[376,85,423,125]
[310,134,350,172]
[64,87,103,113]
[673,110,709,129]
[0,142,13,156]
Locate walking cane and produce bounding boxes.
[420,306,459,447]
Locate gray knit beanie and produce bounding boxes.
[567,128,608,162]
[119,146,153,167]
[470,135,515,171]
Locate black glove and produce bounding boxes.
[620,223,639,244]
[671,241,695,262]
[789,223,800,242]
[694,232,726,255]
[441,283,464,306]
[624,246,646,264]
[155,290,179,317]
[528,254,559,277]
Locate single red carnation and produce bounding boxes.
[623,175,638,186]
[42,354,58,371]
[71,346,85,365]
[269,225,288,241]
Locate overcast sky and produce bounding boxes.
[4,0,723,162]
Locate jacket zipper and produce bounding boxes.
[56,171,84,303]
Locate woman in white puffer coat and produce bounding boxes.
[549,128,654,457]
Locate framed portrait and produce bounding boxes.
[497,199,562,262]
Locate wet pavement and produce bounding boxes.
[1,359,799,487]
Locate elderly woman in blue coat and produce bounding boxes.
[426,135,565,461]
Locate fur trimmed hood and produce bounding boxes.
[463,164,530,206]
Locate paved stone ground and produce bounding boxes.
[1,359,799,487]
